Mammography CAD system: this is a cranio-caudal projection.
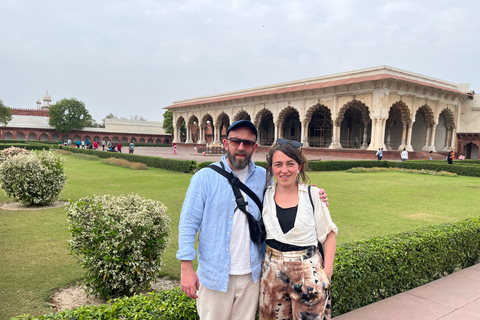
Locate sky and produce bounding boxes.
[1,0,479,123]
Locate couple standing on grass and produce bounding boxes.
[177,120,337,320]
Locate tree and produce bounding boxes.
[130,115,146,121]
[48,98,93,138]
[162,110,174,135]
[101,113,117,127]
[0,99,13,126]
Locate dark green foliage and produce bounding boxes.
[48,98,93,137]
[0,99,13,126]
[65,147,196,173]
[196,161,215,170]
[12,288,198,320]
[331,217,480,316]
[162,110,174,135]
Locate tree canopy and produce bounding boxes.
[0,99,13,126]
[48,98,93,137]
[162,110,174,135]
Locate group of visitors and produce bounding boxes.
[177,120,336,320]
[63,139,135,154]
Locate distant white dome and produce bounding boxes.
[43,91,51,101]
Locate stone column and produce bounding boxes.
[385,127,392,150]
[185,126,193,143]
[173,125,180,143]
[378,118,386,150]
[451,128,456,152]
[301,120,309,147]
[443,127,452,151]
[428,124,437,151]
[329,122,342,149]
[397,124,407,150]
[405,124,414,151]
[421,127,431,151]
[198,124,206,144]
[367,119,378,150]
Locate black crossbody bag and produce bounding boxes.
[208,163,266,244]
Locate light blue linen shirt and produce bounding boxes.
[176,155,267,292]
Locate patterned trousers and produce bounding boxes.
[259,246,331,320]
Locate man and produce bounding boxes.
[129,141,135,154]
[177,120,328,320]
[401,148,408,162]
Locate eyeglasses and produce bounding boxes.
[227,137,256,148]
[277,139,303,148]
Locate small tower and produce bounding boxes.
[42,91,52,109]
[36,98,41,110]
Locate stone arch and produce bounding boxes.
[93,136,101,142]
[16,132,25,140]
[216,112,230,141]
[277,106,301,142]
[201,114,214,144]
[188,115,199,143]
[156,138,162,144]
[233,110,251,122]
[147,138,154,144]
[176,116,186,142]
[73,135,81,141]
[121,137,128,143]
[463,142,479,159]
[384,101,411,150]
[305,104,332,148]
[112,136,119,143]
[4,131,13,139]
[52,134,60,141]
[39,133,49,141]
[254,108,275,146]
[28,133,37,140]
[130,137,137,143]
[411,104,435,151]
[434,108,456,152]
[163,139,169,144]
[103,136,111,142]
[336,100,371,148]
[139,138,145,143]
[83,135,91,142]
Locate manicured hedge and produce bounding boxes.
[0,143,51,151]
[64,147,196,173]
[11,288,197,320]
[332,216,480,316]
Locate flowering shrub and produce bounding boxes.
[67,194,171,298]
[0,151,66,205]
[0,146,30,162]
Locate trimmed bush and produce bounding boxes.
[67,194,171,298]
[0,143,51,151]
[11,288,197,320]
[0,146,30,162]
[0,151,66,205]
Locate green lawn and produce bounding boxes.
[1,155,480,319]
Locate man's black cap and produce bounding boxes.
[226,120,258,140]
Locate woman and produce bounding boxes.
[260,140,337,320]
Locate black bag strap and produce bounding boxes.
[208,162,263,211]
[308,185,325,261]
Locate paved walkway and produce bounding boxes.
[134,146,480,320]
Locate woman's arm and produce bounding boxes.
[322,231,336,280]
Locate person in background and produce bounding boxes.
[76,140,81,148]
[102,140,106,151]
[259,140,337,320]
[93,140,98,150]
[194,144,197,155]
[401,148,408,162]
[458,153,466,160]
[447,151,453,164]
[129,141,135,154]
[117,143,122,153]
[173,143,177,155]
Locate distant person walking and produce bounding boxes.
[193,144,197,155]
[447,151,453,164]
[376,148,383,160]
[93,140,98,150]
[117,143,122,153]
[173,143,177,155]
[102,140,105,151]
[401,148,408,162]
[129,142,135,154]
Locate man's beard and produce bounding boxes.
[227,149,252,170]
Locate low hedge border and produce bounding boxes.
[0,140,60,145]
[63,147,196,173]
[13,217,480,319]
[0,143,52,151]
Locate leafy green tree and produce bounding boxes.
[162,110,174,135]
[0,99,13,126]
[48,98,93,138]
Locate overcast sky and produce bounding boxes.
[1,0,479,123]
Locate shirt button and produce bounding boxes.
[230,216,232,218]
[227,232,230,234]
[226,248,229,251]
